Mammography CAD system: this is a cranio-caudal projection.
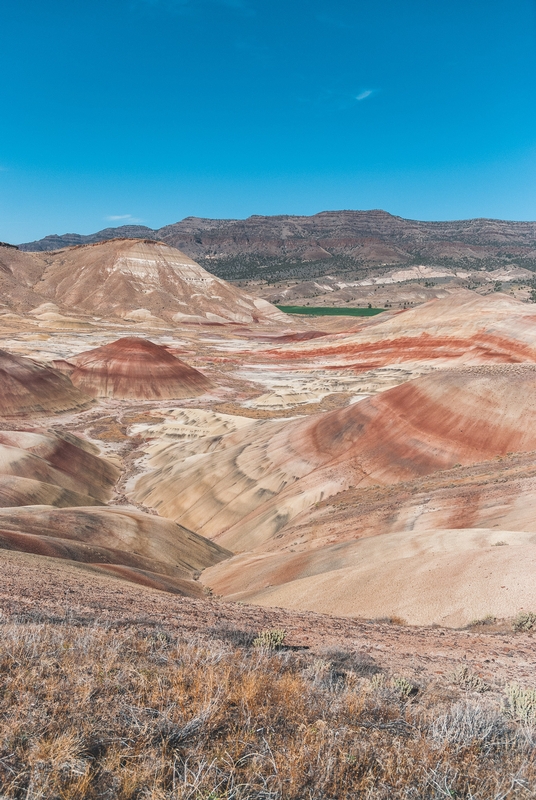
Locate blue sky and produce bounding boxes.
[1,0,535,242]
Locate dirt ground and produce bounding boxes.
[1,549,534,697]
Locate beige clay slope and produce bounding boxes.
[132,364,536,553]
[0,244,48,313]
[203,527,536,627]
[67,337,213,400]
[0,430,119,505]
[261,291,536,368]
[31,238,287,325]
[0,429,231,596]
[0,349,92,417]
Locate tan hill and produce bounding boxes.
[0,430,119,507]
[0,238,287,326]
[0,244,49,313]
[32,238,286,325]
[0,349,93,417]
[66,337,213,400]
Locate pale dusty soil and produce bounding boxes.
[1,549,534,696]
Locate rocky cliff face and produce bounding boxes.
[18,210,536,282]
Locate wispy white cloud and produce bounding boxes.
[106,214,144,223]
[315,13,350,30]
[355,89,375,101]
[137,0,254,16]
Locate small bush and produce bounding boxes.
[450,665,490,693]
[370,674,417,697]
[252,628,286,650]
[468,614,496,628]
[207,626,257,647]
[431,701,508,747]
[504,684,536,722]
[513,611,536,632]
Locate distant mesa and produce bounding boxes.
[17,211,536,281]
[68,337,213,400]
[0,349,93,417]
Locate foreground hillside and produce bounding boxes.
[0,550,535,799]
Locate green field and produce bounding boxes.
[276,305,385,317]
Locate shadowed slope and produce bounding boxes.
[0,430,119,507]
[0,350,92,416]
[0,506,231,598]
[279,450,536,550]
[132,365,536,552]
[68,337,212,400]
[0,506,229,574]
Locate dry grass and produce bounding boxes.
[0,617,535,799]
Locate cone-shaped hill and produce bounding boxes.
[0,349,92,417]
[68,337,212,400]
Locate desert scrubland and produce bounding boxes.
[1,235,536,797]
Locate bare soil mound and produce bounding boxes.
[0,349,92,416]
[268,291,536,368]
[0,506,230,598]
[68,337,212,399]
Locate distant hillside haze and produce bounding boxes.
[19,225,158,251]
[18,210,536,282]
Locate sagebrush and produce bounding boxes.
[0,618,535,799]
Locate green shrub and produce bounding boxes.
[504,684,536,722]
[253,628,286,650]
[512,611,536,631]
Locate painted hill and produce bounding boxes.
[4,238,287,325]
[263,290,536,369]
[67,337,212,400]
[131,364,536,552]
